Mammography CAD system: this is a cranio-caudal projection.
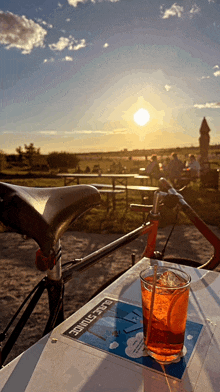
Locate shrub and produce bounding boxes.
[47,152,80,170]
[0,150,6,172]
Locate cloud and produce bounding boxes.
[200,76,210,79]
[113,128,127,134]
[161,3,200,20]
[71,39,86,51]
[38,131,57,135]
[194,102,220,109]
[164,84,172,91]
[213,70,220,77]
[213,65,219,69]
[67,0,119,7]
[65,128,127,135]
[70,130,109,134]
[0,11,47,54]
[67,0,86,6]
[43,57,55,63]
[189,4,200,17]
[43,55,73,63]
[161,3,184,19]
[49,36,71,51]
[36,18,53,29]
[125,333,146,359]
[109,341,119,350]
[103,43,109,48]
[49,35,86,51]
[62,56,73,61]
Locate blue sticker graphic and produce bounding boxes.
[63,298,203,380]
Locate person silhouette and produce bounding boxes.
[167,153,184,186]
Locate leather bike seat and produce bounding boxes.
[0,182,100,256]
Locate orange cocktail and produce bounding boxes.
[140,265,191,364]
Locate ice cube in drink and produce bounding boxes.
[140,266,191,364]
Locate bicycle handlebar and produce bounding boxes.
[158,178,220,270]
[159,177,174,192]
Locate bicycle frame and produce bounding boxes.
[0,192,161,368]
[1,183,220,368]
[62,192,161,279]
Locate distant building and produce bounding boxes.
[199,117,210,172]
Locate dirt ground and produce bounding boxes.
[1,225,220,366]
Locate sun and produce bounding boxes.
[134,108,150,126]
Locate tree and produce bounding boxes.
[15,143,40,168]
[0,150,6,172]
[24,143,40,167]
[15,146,24,163]
[47,152,80,171]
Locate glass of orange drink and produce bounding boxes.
[140,265,191,364]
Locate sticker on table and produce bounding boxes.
[63,298,203,380]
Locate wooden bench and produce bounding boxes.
[91,184,125,211]
[134,175,151,186]
[119,185,159,205]
[57,173,99,186]
[92,184,158,208]
[91,183,112,189]
[98,189,125,212]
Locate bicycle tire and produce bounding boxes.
[89,257,202,300]
[89,267,130,300]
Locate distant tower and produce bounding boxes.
[199,117,210,172]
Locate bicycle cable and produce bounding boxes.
[0,279,46,341]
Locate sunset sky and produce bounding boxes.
[1,0,220,154]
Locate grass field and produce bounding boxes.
[1,145,220,233]
[0,161,219,232]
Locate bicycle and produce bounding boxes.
[0,177,219,368]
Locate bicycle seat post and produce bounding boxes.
[43,240,64,334]
[47,240,62,281]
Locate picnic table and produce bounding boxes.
[100,174,135,208]
[58,173,135,187]
[57,173,134,210]
[57,173,158,210]
[134,174,151,185]
[92,183,158,209]
[57,173,100,186]
[98,189,125,212]
[1,258,219,391]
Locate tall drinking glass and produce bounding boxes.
[140,265,191,364]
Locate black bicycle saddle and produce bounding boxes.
[0,182,100,256]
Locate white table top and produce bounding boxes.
[57,173,135,178]
[100,174,135,178]
[57,173,100,177]
[1,259,219,392]
[134,175,150,179]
